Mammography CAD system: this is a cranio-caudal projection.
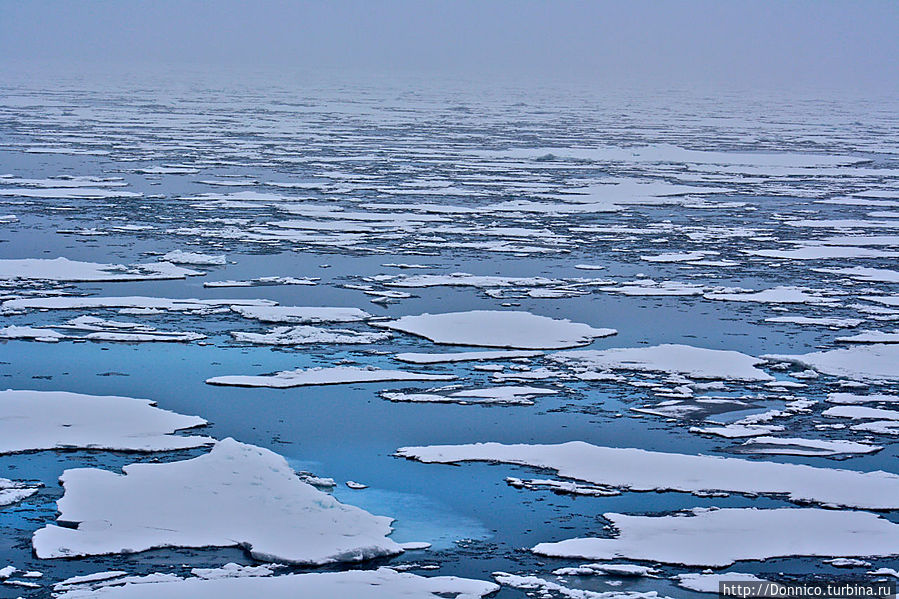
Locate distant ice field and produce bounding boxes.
[1,74,898,597]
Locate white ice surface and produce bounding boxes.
[395,350,542,364]
[160,251,226,265]
[532,508,899,566]
[230,305,371,323]
[232,326,391,345]
[552,344,774,381]
[0,258,201,282]
[764,345,899,381]
[0,390,212,454]
[377,310,616,349]
[53,567,498,599]
[207,366,454,388]
[34,439,404,565]
[396,441,899,509]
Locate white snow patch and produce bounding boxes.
[377,310,616,349]
[396,441,899,509]
[207,366,454,388]
[34,439,404,565]
[0,390,212,454]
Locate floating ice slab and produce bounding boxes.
[395,350,542,364]
[531,508,899,567]
[160,251,226,265]
[2,296,275,313]
[207,366,454,388]
[552,344,773,381]
[814,267,899,283]
[231,305,371,323]
[0,258,201,282]
[396,441,899,509]
[705,286,837,305]
[493,572,661,598]
[0,478,40,506]
[34,439,404,565]
[232,326,391,345]
[739,436,882,456]
[0,390,212,454]
[376,310,616,349]
[765,316,863,328]
[383,386,555,406]
[53,567,498,599]
[837,331,899,344]
[764,345,899,382]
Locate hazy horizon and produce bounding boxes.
[2,0,897,94]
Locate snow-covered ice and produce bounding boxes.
[376,310,616,349]
[207,366,454,388]
[34,439,404,565]
[532,508,899,566]
[0,390,212,454]
[396,441,899,509]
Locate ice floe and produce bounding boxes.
[382,386,556,406]
[232,326,391,345]
[160,250,226,265]
[0,390,212,453]
[34,439,404,564]
[396,441,899,509]
[207,365,454,388]
[230,305,370,323]
[0,258,202,282]
[765,344,899,382]
[0,478,40,506]
[394,350,542,364]
[376,310,616,349]
[52,567,498,599]
[551,344,774,381]
[531,508,899,566]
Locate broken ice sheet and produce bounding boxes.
[52,567,499,599]
[395,441,899,509]
[207,365,454,388]
[0,478,40,506]
[33,439,404,565]
[531,508,899,567]
[375,310,616,349]
[381,386,556,406]
[0,257,202,282]
[0,390,213,454]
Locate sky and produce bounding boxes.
[1,0,897,93]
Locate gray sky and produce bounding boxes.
[2,0,897,92]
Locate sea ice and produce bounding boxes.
[34,439,404,565]
[376,310,616,349]
[396,441,899,509]
[532,508,899,566]
[53,567,498,599]
[207,366,454,388]
[0,390,212,454]
[551,344,774,381]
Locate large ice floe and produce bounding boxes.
[551,344,774,381]
[375,310,616,349]
[764,344,899,382]
[0,390,213,453]
[51,567,499,599]
[33,439,404,564]
[531,507,899,566]
[207,365,454,388]
[396,441,899,509]
[0,258,201,282]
